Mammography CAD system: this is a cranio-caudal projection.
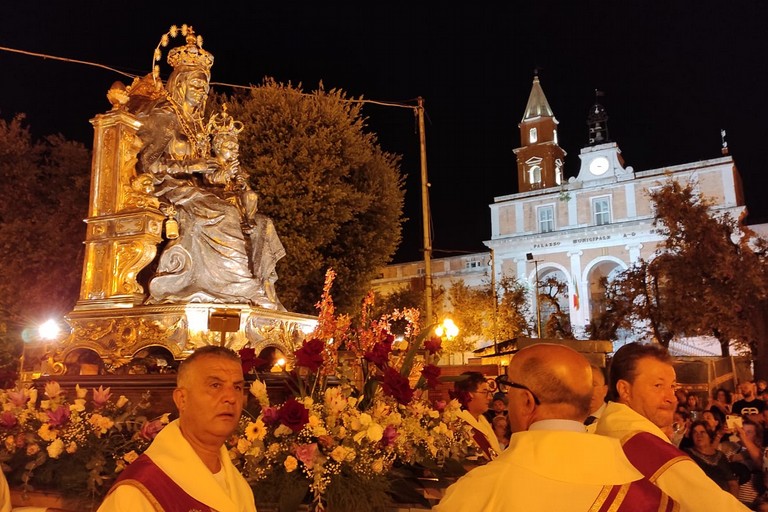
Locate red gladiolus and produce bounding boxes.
[423,336,442,355]
[294,338,325,372]
[364,339,392,368]
[421,364,441,389]
[278,398,310,433]
[381,367,414,405]
[239,347,269,374]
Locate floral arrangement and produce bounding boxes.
[230,270,473,511]
[0,270,471,511]
[0,380,169,507]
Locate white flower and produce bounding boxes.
[249,380,269,407]
[274,424,293,437]
[75,384,87,399]
[284,455,298,473]
[70,399,86,412]
[46,439,64,459]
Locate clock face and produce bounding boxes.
[589,156,610,176]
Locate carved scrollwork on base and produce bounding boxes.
[58,305,317,374]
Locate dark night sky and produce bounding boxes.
[3,2,768,263]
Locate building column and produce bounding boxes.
[626,243,643,263]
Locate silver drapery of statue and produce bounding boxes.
[126,29,285,310]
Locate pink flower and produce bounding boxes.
[92,386,112,408]
[0,412,18,429]
[433,400,447,412]
[423,336,442,355]
[381,425,399,447]
[46,406,70,428]
[261,406,280,425]
[294,443,317,467]
[140,419,166,441]
[294,338,325,372]
[7,390,28,407]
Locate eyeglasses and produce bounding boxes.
[473,389,494,397]
[496,376,541,405]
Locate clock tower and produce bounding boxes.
[514,75,567,192]
[576,93,631,181]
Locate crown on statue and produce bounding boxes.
[208,105,245,137]
[152,24,213,80]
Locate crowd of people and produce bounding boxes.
[439,343,765,511]
[4,341,767,511]
[668,379,768,509]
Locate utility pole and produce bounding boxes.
[417,97,433,325]
[490,248,498,354]
[526,253,542,338]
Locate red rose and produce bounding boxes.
[239,347,269,374]
[294,338,325,371]
[421,364,441,389]
[423,336,442,355]
[381,367,414,405]
[278,398,310,433]
[364,340,392,368]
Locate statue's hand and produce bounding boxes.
[185,158,219,175]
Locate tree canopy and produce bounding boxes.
[597,179,768,373]
[0,114,90,380]
[222,80,406,314]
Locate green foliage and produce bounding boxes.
[0,114,90,358]
[221,80,405,314]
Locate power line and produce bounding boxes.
[0,45,419,110]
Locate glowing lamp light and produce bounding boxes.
[38,319,61,341]
[435,318,459,340]
[276,358,286,367]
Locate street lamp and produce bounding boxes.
[435,318,459,340]
[526,253,542,338]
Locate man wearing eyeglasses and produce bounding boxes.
[452,371,501,461]
[593,342,748,511]
[434,343,678,511]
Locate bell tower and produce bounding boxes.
[514,75,566,192]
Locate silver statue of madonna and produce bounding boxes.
[133,29,285,309]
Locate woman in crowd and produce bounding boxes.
[491,415,510,451]
[684,420,740,497]
[720,419,766,509]
[708,388,733,416]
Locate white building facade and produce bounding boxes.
[372,76,749,347]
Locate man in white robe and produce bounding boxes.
[98,346,257,512]
[434,343,678,512]
[594,342,748,511]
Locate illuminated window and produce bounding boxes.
[528,165,542,185]
[593,197,611,225]
[529,127,538,143]
[538,205,555,233]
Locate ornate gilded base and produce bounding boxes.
[56,304,317,373]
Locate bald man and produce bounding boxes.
[433,343,677,511]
